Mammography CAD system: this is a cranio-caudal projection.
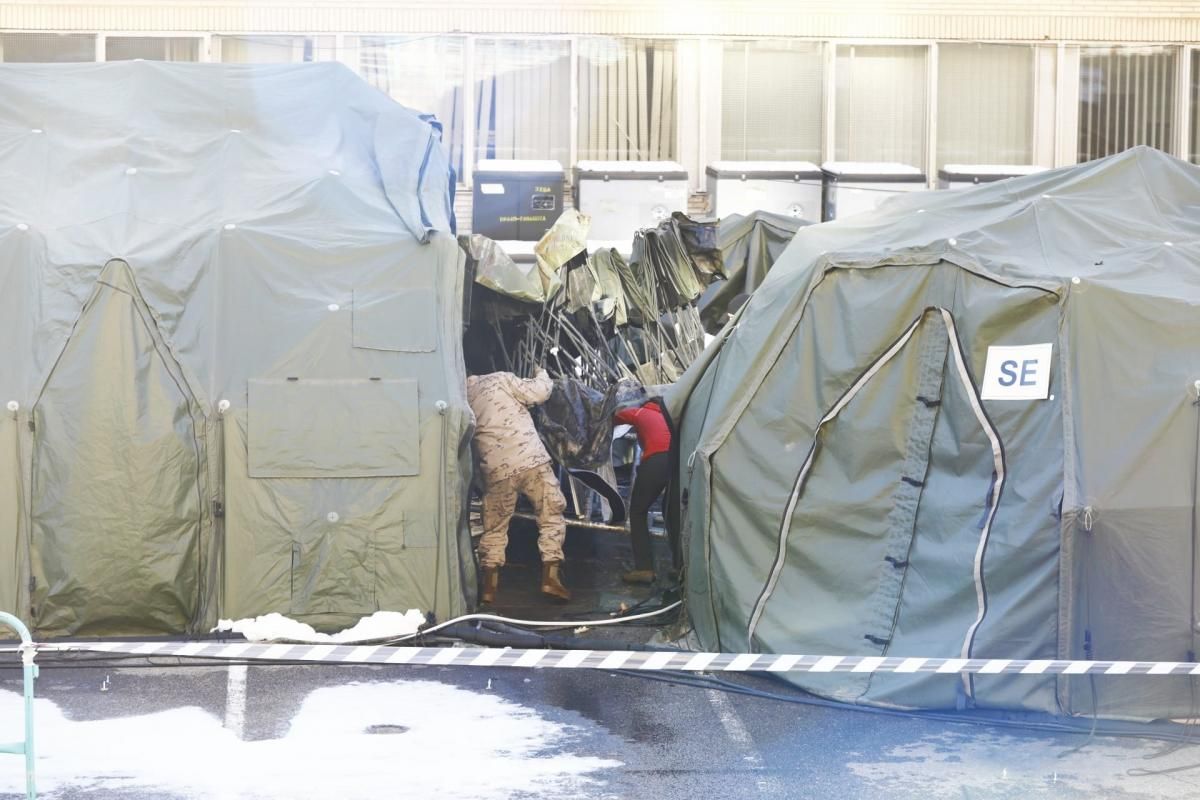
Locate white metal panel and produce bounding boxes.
[6,2,1200,41]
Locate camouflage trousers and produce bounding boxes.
[479,462,567,568]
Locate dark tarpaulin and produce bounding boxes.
[537,377,618,470]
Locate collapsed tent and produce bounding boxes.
[0,61,474,636]
[672,147,1200,719]
[698,211,807,332]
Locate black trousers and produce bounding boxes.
[629,452,670,572]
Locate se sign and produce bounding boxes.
[980,343,1053,401]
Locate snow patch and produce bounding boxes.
[0,679,619,799]
[213,610,426,644]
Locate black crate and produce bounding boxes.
[472,164,564,241]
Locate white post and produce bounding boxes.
[822,41,837,165]
[926,43,938,187]
[569,35,579,176]
[1055,44,1081,168]
[1175,46,1191,161]
[463,35,476,189]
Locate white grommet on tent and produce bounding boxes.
[125,167,137,175]
[1049,394,1055,401]
[5,401,17,412]
[328,303,340,312]
[224,223,236,230]
[435,400,448,415]
[1071,276,1081,285]
[217,399,230,414]
[327,512,340,523]
[16,223,28,231]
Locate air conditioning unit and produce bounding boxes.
[705,161,822,221]
[573,160,689,243]
[821,162,927,221]
[937,164,1046,190]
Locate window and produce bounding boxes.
[721,40,823,162]
[473,39,570,166]
[215,35,335,63]
[0,33,94,62]
[578,38,677,161]
[349,35,465,176]
[1078,46,1176,163]
[835,45,928,170]
[106,37,200,62]
[938,43,1034,168]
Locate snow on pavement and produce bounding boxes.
[0,678,619,799]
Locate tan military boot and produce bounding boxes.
[480,566,500,605]
[540,561,571,603]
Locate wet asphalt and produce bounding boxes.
[3,528,1200,798]
[5,661,1200,799]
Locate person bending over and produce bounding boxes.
[467,368,570,604]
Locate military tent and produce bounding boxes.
[672,147,1200,719]
[0,62,475,636]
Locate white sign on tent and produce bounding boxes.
[980,343,1054,400]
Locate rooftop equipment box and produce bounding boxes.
[573,160,689,243]
[472,159,564,241]
[937,164,1046,190]
[705,161,822,221]
[821,162,926,221]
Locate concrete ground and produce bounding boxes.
[2,527,1199,799]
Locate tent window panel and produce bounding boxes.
[835,45,928,170]
[578,37,677,161]
[1078,46,1177,163]
[352,288,437,353]
[215,35,336,63]
[350,35,465,178]
[0,33,95,63]
[106,37,200,62]
[248,379,420,478]
[474,39,570,165]
[720,40,823,162]
[937,43,1034,168]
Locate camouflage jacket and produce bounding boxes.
[466,370,554,485]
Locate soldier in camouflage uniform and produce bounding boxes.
[467,368,570,604]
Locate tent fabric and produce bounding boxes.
[0,61,472,636]
[698,211,807,332]
[670,147,1200,719]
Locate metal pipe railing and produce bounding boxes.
[0,611,36,800]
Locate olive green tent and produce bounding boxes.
[672,147,1200,719]
[0,62,475,636]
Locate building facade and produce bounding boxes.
[2,0,1200,213]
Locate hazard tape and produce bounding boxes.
[26,641,1200,677]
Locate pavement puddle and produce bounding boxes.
[0,678,619,799]
[845,728,1200,798]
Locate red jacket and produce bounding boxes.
[615,401,671,460]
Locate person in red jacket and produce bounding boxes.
[614,399,672,584]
